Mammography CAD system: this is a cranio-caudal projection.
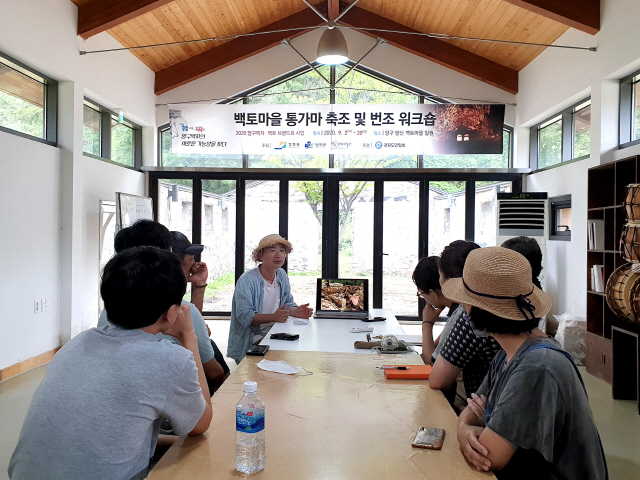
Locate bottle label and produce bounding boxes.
[236,410,265,433]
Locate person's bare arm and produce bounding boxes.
[190,285,206,313]
[289,303,313,319]
[202,357,225,391]
[457,405,491,472]
[187,263,208,313]
[164,305,212,435]
[429,354,461,391]
[251,305,289,325]
[420,303,443,364]
[478,427,517,471]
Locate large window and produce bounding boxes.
[620,71,640,147]
[83,99,142,168]
[83,103,101,156]
[530,98,591,170]
[0,52,56,144]
[159,64,513,168]
[150,172,520,318]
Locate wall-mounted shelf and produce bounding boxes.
[587,156,640,414]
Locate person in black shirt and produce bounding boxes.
[429,241,502,399]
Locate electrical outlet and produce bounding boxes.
[34,301,40,314]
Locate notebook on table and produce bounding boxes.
[383,364,431,379]
[314,278,371,319]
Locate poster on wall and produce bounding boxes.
[169,103,505,156]
[116,193,153,232]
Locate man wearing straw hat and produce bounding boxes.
[227,234,313,363]
[445,247,607,479]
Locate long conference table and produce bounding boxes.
[148,310,492,479]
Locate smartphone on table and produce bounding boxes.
[246,345,270,356]
[411,427,445,450]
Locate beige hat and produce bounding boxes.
[441,247,552,321]
[252,234,293,263]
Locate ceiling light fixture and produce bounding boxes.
[316,25,349,65]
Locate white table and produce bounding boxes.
[260,308,412,354]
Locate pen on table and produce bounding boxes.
[376,366,410,370]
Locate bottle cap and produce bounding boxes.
[243,381,258,393]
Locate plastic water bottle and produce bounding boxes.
[236,381,265,474]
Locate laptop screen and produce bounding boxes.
[316,279,369,313]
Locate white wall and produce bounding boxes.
[525,158,598,315]
[0,132,63,364]
[0,0,155,369]
[519,0,640,316]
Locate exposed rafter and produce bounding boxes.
[155,8,326,95]
[328,0,340,22]
[78,0,174,40]
[502,0,599,35]
[338,5,519,94]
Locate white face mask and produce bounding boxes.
[474,328,491,338]
[256,359,302,375]
[463,311,491,337]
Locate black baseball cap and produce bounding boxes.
[171,231,204,255]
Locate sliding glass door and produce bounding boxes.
[151,171,519,318]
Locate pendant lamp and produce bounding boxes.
[316,27,349,65]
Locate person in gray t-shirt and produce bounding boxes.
[443,247,607,480]
[97,220,225,394]
[9,247,212,480]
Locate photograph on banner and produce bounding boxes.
[169,104,505,156]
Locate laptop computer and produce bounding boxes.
[314,278,371,319]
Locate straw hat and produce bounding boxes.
[440,247,552,321]
[252,234,293,263]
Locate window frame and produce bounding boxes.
[529,97,591,171]
[549,194,572,241]
[0,50,57,146]
[158,63,514,169]
[83,97,142,170]
[147,169,523,318]
[619,71,640,148]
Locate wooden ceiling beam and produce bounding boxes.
[328,0,340,22]
[78,0,174,39]
[502,0,599,35]
[155,8,327,95]
[338,6,519,94]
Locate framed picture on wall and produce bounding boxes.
[115,192,154,232]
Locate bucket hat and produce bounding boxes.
[441,247,551,321]
[252,234,293,263]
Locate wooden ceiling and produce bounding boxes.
[71,0,599,95]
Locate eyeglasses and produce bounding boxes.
[416,291,426,300]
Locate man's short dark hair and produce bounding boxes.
[501,236,543,289]
[439,240,480,279]
[412,256,441,292]
[101,247,186,329]
[468,306,540,334]
[114,220,172,253]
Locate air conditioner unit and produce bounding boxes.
[496,192,548,290]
